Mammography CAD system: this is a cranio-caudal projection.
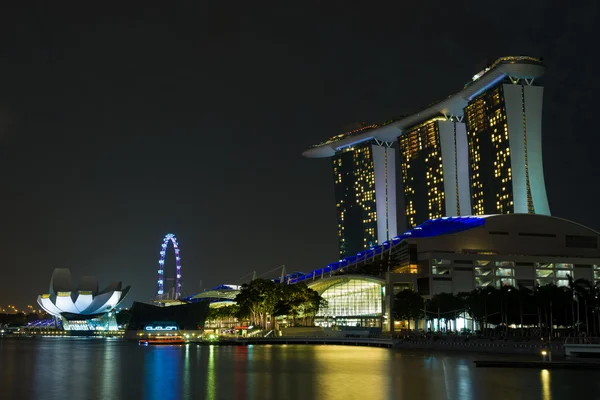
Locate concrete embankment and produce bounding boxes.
[395,339,564,356]
[474,360,600,369]
[194,335,573,356]
[208,337,394,348]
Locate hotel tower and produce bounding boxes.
[304,56,550,255]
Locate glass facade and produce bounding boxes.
[61,313,118,331]
[313,278,383,327]
[473,261,515,288]
[399,119,445,228]
[425,258,598,291]
[464,84,514,215]
[332,143,378,257]
[536,262,574,287]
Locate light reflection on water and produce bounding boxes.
[0,338,598,400]
[144,343,183,400]
[205,345,215,400]
[541,369,551,400]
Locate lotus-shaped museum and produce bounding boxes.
[37,268,130,331]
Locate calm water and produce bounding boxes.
[1,338,599,400]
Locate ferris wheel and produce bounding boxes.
[157,233,182,299]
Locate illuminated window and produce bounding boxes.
[400,119,445,228]
[465,85,513,215]
[315,279,382,318]
[331,142,380,257]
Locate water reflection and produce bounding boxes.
[234,346,249,400]
[205,345,215,400]
[183,344,190,400]
[143,344,183,400]
[541,369,551,400]
[1,339,599,400]
[99,340,119,399]
[449,359,473,400]
[313,346,391,400]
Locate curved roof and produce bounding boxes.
[287,215,488,284]
[50,268,74,295]
[480,213,600,236]
[307,275,385,295]
[189,215,599,298]
[185,287,240,302]
[286,214,600,285]
[78,276,99,294]
[304,56,546,158]
[38,268,130,317]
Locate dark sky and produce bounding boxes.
[0,2,598,309]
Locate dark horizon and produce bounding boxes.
[0,2,599,308]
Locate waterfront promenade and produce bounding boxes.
[202,334,566,356]
[394,337,564,356]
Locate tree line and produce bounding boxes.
[394,276,600,337]
[206,279,327,328]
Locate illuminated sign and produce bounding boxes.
[145,326,178,331]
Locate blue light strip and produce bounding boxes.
[185,216,488,300]
[467,74,506,101]
[334,136,375,152]
[283,216,487,284]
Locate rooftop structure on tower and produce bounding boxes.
[304,56,550,241]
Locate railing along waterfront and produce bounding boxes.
[564,337,600,345]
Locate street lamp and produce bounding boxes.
[541,348,552,362]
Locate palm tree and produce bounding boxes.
[464,286,496,332]
[497,285,517,335]
[573,278,592,335]
[517,285,533,335]
[567,275,593,335]
[593,284,600,336]
[534,284,558,336]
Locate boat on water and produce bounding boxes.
[139,335,186,346]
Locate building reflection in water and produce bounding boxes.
[143,346,183,400]
[313,346,392,399]
[99,340,120,399]
[233,346,249,400]
[205,345,216,400]
[449,359,473,400]
[8,340,599,400]
[183,344,190,400]
[31,339,106,399]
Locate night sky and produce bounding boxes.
[0,2,598,308]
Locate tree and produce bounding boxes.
[516,285,532,329]
[592,284,600,336]
[534,283,570,336]
[205,304,240,329]
[274,283,327,327]
[235,279,326,329]
[394,290,424,329]
[567,275,593,335]
[464,287,495,331]
[302,289,328,326]
[207,304,239,321]
[235,279,280,328]
[427,292,466,331]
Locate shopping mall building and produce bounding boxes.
[188,214,600,332]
